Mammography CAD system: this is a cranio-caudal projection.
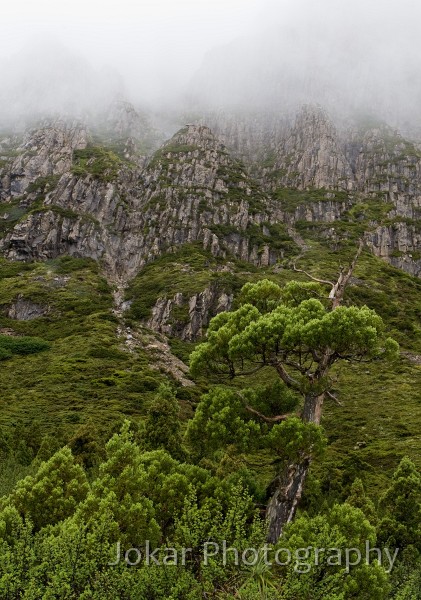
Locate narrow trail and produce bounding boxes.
[111,281,194,387]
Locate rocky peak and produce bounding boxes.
[102,100,163,153]
[1,121,88,198]
[164,124,223,150]
[265,106,354,191]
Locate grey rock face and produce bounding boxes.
[270,106,354,191]
[366,222,421,277]
[7,297,49,320]
[1,209,105,263]
[205,107,421,275]
[148,282,233,341]
[1,122,88,199]
[1,106,420,286]
[0,122,284,280]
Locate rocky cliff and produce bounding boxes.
[1,103,420,334]
[1,122,291,282]
[202,106,421,276]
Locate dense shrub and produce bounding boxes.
[0,335,50,358]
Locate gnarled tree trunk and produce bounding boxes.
[266,458,311,543]
[266,392,324,543]
[302,392,324,425]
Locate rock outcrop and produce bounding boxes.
[147,282,233,341]
[7,297,49,320]
[1,122,88,199]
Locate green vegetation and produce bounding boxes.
[246,222,299,254]
[217,161,267,214]
[0,200,28,237]
[208,222,299,256]
[147,142,199,169]
[0,410,418,597]
[26,175,60,195]
[189,278,399,540]
[0,120,420,596]
[72,146,124,181]
[0,334,50,360]
[272,187,352,213]
[126,244,259,322]
[0,257,167,449]
[0,176,74,240]
[0,242,418,597]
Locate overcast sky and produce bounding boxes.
[1,0,262,101]
[1,0,421,125]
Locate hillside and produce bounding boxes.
[0,102,420,598]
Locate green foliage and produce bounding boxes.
[0,162,420,598]
[1,447,89,530]
[0,424,268,598]
[126,244,259,322]
[0,257,170,449]
[126,245,219,320]
[144,383,184,458]
[0,199,29,237]
[272,187,352,213]
[265,418,327,465]
[0,411,416,599]
[26,174,60,195]
[72,146,123,181]
[186,387,261,456]
[0,334,50,359]
[173,483,265,592]
[278,503,390,600]
[240,279,283,312]
[244,222,299,256]
[393,565,421,600]
[378,457,421,550]
[190,280,399,392]
[76,422,161,548]
[346,478,378,524]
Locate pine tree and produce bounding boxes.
[190,266,398,542]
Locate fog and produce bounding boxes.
[1,0,421,127]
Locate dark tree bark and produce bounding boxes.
[302,392,324,425]
[265,392,324,544]
[266,458,311,544]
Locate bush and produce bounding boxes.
[88,346,127,361]
[126,375,160,393]
[0,347,12,361]
[0,335,50,357]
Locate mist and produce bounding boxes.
[1,0,421,128]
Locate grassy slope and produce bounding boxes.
[0,257,167,443]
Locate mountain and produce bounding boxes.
[1,104,420,279]
[0,99,421,596]
[0,100,420,477]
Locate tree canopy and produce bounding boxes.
[190,280,399,411]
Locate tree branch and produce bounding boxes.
[272,361,300,389]
[293,238,364,310]
[245,405,290,423]
[330,238,364,309]
[326,390,342,406]
[283,359,309,374]
[292,264,334,287]
[235,391,291,423]
[236,365,265,377]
